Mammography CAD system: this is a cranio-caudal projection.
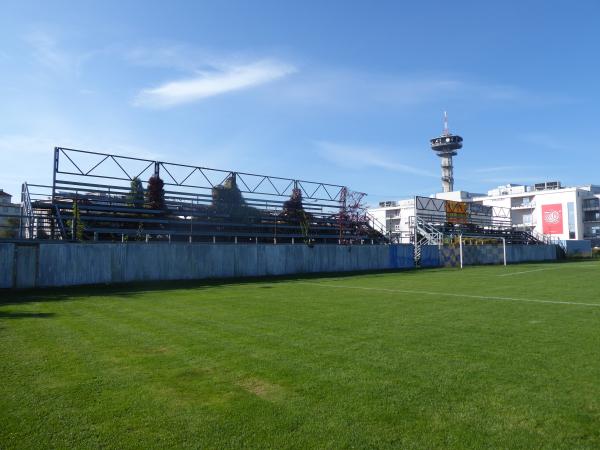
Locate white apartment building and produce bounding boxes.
[370,190,490,243]
[473,182,600,243]
[369,181,600,246]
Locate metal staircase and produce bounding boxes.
[529,229,566,256]
[53,204,68,240]
[20,183,35,239]
[366,212,387,237]
[410,216,443,265]
[19,182,69,240]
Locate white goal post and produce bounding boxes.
[459,235,507,269]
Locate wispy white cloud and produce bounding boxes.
[24,31,73,74]
[316,141,436,177]
[0,134,57,155]
[0,134,165,160]
[134,60,296,108]
[472,165,542,173]
[124,44,218,72]
[275,71,462,108]
[273,68,574,110]
[518,132,568,150]
[22,30,104,79]
[0,133,166,193]
[477,176,550,185]
[468,163,560,186]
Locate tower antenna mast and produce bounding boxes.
[430,112,463,192]
[443,111,449,136]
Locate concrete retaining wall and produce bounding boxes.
[463,245,505,266]
[435,244,558,267]
[505,245,558,263]
[0,243,14,288]
[0,242,415,289]
[419,245,440,268]
[0,242,561,289]
[15,246,38,289]
[562,240,592,258]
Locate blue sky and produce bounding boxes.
[1,0,599,205]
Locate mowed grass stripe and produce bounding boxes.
[303,261,600,305]
[298,281,600,307]
[1,261,600,449]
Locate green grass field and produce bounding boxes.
[2,261,600,449]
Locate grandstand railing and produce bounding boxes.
[19,146,389,244]
[54,147,346,206]
[20,183,34,239]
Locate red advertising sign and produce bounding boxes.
[541,203,563,235]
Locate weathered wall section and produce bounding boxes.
[563,240,592,258]
[419,245,440,268]
[1,243,414,289]
[437,244,558,267]
[505,245,558,263]
[0,243,15,288]
[0,242,560,289]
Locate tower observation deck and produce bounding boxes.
[430,112,463,192]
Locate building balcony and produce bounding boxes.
[511,202,535,209]
[513,223,534,229]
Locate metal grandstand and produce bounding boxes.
[409,196,552,263]
[19,147,387,244]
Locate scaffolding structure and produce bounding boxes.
[409,195,547,264]
[20,147,387,244]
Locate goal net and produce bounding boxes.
[440,236,507,268]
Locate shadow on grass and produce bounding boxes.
[0,268,425,306]
[1,258,591,307]
[0,311,56,319]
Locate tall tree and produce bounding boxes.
[146,175,165,210]
[71,200,84,240]
[128,177,145,208]
[0,217,19,239]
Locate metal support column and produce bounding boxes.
[459,234,463,269]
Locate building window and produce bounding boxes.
[584,211,600,221]
[583,198,600,210]
[567,202,576,238]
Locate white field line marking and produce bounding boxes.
[498,262,600,277]
[498,267,558,277]
[298,282,600,308]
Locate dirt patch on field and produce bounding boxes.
[237,378,284,401]
[149,346,171,354]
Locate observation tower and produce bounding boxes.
[430,112,463,192]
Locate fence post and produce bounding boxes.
[459,234,463,269]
